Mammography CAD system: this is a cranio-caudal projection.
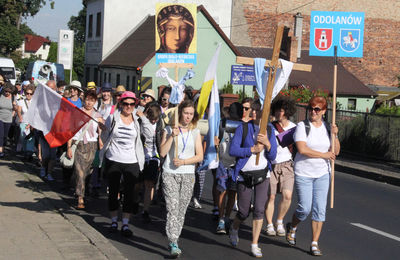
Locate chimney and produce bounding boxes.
[294,12,303,61]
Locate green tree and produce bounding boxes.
[68,1,86,81]
[67,4,86,46]
[46,42,57,62]
[0,0,54,55]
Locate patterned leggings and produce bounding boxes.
[162,172,195,244]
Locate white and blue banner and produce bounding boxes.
[310,11,364,57]
[156,53,197,64]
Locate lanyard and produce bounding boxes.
[179,127,190,157]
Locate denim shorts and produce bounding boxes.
[294,173,330,222]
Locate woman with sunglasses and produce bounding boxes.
[0,82,17,158]
[159,99,203,257]
[16,84,35,160]
[158,86,171,114]
[100,91,144,237]
[286,96,340,256]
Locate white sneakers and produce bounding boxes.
[251,244,263,258]
[276,224,286,236]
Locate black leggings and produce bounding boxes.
[105,158,140,213]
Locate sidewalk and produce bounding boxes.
[0,157,126,260]
[336,152,400,186]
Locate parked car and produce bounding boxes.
[0,58,17,85]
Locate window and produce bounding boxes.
[108,73,111,83]
[348,98,356,110]
[88,14,93,38]
[96,12,101,37]
[38,54,42,59]
[43,44,46,50]
[116,74,120,85]
[126,76,130,89]
[104,72,107,82]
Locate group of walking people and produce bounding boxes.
[0,73,340,258]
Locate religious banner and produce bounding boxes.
[155,3,197,64]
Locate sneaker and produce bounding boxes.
[142,211,151,224]
[46,173,54,181]
[266,225,276,236]
[286,223,296,246]
[229,228,239,247]
[192,198,202,209]
[109,222,118,233]
[0,152,4,158]
[216,220,226,234]
[276,224,286,237]
[251,245,263,258]
[39,168,46,178]
[169,242,182,257]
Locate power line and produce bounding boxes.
[198,0,316,30]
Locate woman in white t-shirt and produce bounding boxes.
[100,91,144,238]
[159,99,203,257]
[265,97,297,237]
[286,96,340,256]
[16,84,35,159]
[67,90,103,210]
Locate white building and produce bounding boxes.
[85,0,233,87]
[19,34,51,60]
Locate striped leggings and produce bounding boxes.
[193,169,207,200]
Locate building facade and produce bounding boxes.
[84,0,233,87]
[231,0,400,87]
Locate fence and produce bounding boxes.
[294,104,400,162]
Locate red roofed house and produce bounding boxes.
[20,34,51,60]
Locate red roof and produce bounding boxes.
[24,34,51,52]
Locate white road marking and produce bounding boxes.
[351,223,400,242]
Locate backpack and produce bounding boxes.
[292,119,331,157]
[240,121,272,148]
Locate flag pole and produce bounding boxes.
[330,46,338,209]
[174,65,179,158]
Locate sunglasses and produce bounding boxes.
[25,92,33,96]
[243,107,251,111]
[143,95,152,99]
[122,102,136,107]
[162,98,168,101]
[308,106,322,113]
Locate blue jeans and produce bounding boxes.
[294,173,330,222]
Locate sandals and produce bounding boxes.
[286,223,296,246]
[76,198,85,209]
[310,244,323,256]
[121,224,133,237]
[109,222,118,233]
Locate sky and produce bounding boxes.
[24,1,84,42]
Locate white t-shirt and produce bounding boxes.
[17,98,31,123]
[143,123,158,160]
[72,110,101,142]
[294,121,331,178]
[240,127,270,177]
[272,121,297,164]
[106,117,138,164]
[162,126,199,174]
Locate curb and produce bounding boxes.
[335,159,400,186]
[11,158,127,260]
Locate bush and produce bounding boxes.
[279,86,329,103]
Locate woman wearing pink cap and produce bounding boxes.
[100,91,145,238]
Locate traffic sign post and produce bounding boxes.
[309,11,365,208]
[310,11,365,57]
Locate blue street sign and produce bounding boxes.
[155,53,197,64]
[231,65,256,85]
[309,11,364,57]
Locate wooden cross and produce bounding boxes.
[236,24,312,164]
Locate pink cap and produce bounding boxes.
[119,91,138,104]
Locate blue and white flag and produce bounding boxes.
[198,69,220,170]
[155,68,195,104]
[254,58,294,107]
